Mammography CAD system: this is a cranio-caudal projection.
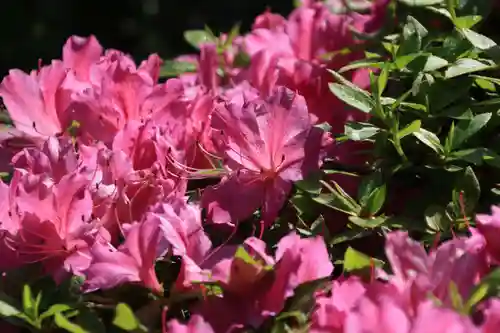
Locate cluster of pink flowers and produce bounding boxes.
[3,0,500,332]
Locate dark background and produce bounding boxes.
[0,0,293,77]
[1,1,499,78]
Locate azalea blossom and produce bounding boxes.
[201,86,331,226]
[84,214,163,293]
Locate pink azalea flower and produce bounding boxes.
[243,1,389,127]
[166,315,215,333]
[201,86,331,226]
[0,60,68,142]
[344,285,411,333]
[3,167,109,282]
[345,295,479,333]
[482,299,500,333]
[0,34,163,148]
[84,214,163,293]
[476,205,500,263]
[384,231,486,312]
[64,48,162,144]
[195,232,332,331]
[411,301,480,333]
[152,197,212,290]
[310,276,366,332]
[62,35,103,81]
[77,138,178,241]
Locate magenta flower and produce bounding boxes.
[0,60,68,142]
[310,277,366,332]
[152,197,212,290]
[482,299,500,333]
[195,232,332,332]
[2,169,109,281]
[384,231,486,311]
[166,315,215,333]
[475,205,500,264]
[201,86,330,226]
[0,34,163,149]
[243,1,389,127]
[84,215,163,293]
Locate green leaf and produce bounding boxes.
[393,53,421,70]
[452,166,480,215]
[348,216,387,228]
[113,303,145,331]
[461,28,497,51]
[397,120,421,139]
[183,30,215,49]
[314,180,361,215]
[343,247,383,273]
[449,148,487,165]
[377,64,389,97]
[423,55,449,72]
[343,247,371,272]
[454,16,482,29]
[0,296,21,318]
[465,269,500,312]
[159,60,197,78]
[330,230,372,245]
[413,128,444,153]
[54,312,89,333]
[313,193,358,216]
[339,58,384,72]
[234,246,261,266]
[22,285,34,319]
[39,304,72,322]
[76,308,106,333]
[328,83,374,113]
[424,205,450,232]
[281,277,330,315]
[464,283,488,313]
[295,171,323,195]
[460,28,500,60]
[344,122,380,141]
[450,113,492,150]
[360,184,387,216]
[449,282,465,313]
[397,0,444,5]
[445,59,494,79]
[224,23,241,48]
[398,16,428,56]
[472,75,500,86]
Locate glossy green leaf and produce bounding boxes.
[39,304,72,322]
[159,60,197,78]
[183,30,215,49]
[454,15,482,29]
[344,122,380,141]
[343,247,383,273]
[452,166,480,215]
[424,205,450,232]
[329,83,374,113]
[449,113,491,150]
[397,0,444,5]
[348,216,387,228]
[397,120,421,139]
[54,312,89,333]
[113,303,145,331]
[413,128,444,154]
[361,184,387,216]
[445,59,494,79]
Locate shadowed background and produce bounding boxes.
[1,0,499,78]
[0,0,293,77]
